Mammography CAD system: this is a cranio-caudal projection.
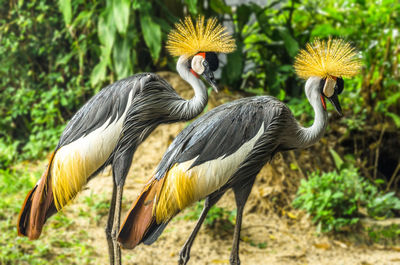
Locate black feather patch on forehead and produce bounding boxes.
[205,52,219,72]
[336,77,344,94]
[319,78,326,94]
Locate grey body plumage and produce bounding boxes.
[155,87,326,184]
[155,96,289,178]
[59,73,205,164]
[118,74,346,265]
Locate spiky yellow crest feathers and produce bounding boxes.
[294,38,361,80]
[166,15,236,58]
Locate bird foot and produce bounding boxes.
[229,256,240,265]
[178,247,190,265]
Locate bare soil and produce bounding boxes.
[35,72,400,264]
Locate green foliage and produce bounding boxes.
[367,191,400,218]
[58,0,72,26]
[329,148,344,170]
[0,168,36,213]
[293,167,400,232]
[367,224,400,245]
[0,139,19,169]
[0,0,98,166]
[140,8,162,63]
[236,1,303,96]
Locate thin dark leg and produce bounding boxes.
[111,149,135,265]
[106,181,118,265]
[230,176,256,265]
[112,185,123,265]
[179,192,224,265]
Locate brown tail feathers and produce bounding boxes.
[117,177,165,249]
[17,152,57,240]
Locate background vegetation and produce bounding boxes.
[1,0,399,263]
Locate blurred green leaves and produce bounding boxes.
[90,0,166,86]
[279,27,299,57]
[113,0,130,35]
[98,11,116,51]
[185,0,198,15]
[210,0,232,14]
[293,166,400,232]
[58,0,72,26]
[113,36,133,79]
[140,10,162,63]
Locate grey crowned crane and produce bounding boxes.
[17,16,235,265]
[117,38,361,264]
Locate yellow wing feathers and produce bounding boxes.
[294,38,361,79]
[51,150,90,210]
[154,164,198,223]
[166,15,236,58]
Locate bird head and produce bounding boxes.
[166,16,236,92]
[189,52,219,91]
[318,76,344,115]
[294,38,361,116]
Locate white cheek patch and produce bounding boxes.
[323,78,336,97]
[191,55,205,75]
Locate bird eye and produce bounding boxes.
[336,77,344,94]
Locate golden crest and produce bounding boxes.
[294,38,361,79]
[166,15,236,58]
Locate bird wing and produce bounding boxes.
[151,96,286,220]
[155,96,283,180]
[118,96,287,248]
[57,73,166,148]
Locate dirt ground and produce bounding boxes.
[40,72,400,264]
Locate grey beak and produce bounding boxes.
[327,90,343,116]
[201,67,218,93]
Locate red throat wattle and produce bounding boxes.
[320,94,327,110]
[190,69,199,78]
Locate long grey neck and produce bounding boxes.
[296,77,328,148]
[171,56,208,120]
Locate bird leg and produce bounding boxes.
[111,185,123,265]
[179,192,224,265]
[230,176,256,265]
[106,181,118,265]
[110,149,135,265]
